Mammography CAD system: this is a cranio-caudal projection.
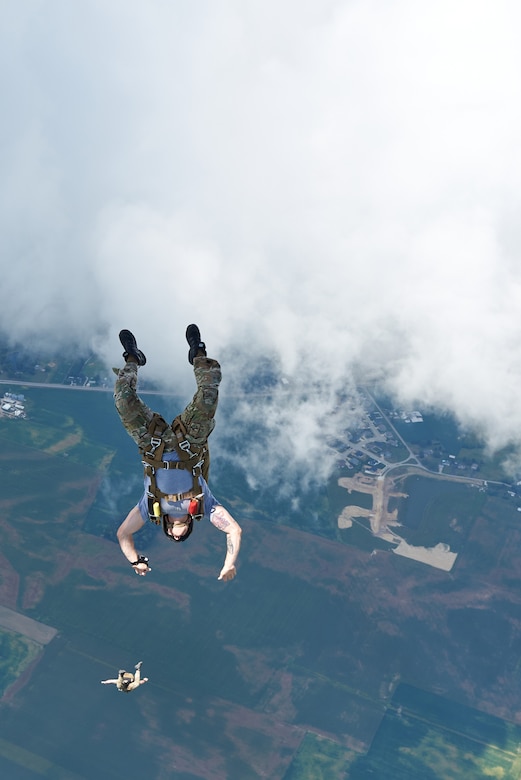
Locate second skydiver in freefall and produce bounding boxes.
[101,661,148,692]
[113,324,242,580]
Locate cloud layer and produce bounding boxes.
[2,1,521,485]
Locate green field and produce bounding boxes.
[0,629,41,697]
[0,408,113,470]
[283,733,358,779]
[396,475,486,550]
[345,684,521,779]
[0,736,85,780]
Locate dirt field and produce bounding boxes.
[0,605,57,645]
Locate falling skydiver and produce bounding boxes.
[100,661,149,692]
[113,325,242,580]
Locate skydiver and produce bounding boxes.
[113,325,242,581]
[100,661,149,692]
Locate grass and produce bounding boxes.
[396,476,486,549]
[0,417,113,471]
[283,733,358,779]
[346,684,521,779]
[0,629,42,697]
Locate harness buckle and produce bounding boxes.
[192,459,204,476]
[179,439,195,456]
[148,436,162,455]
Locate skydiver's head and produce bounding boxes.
[162,514,194,543]
[117,672,132,690]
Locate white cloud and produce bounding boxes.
[2,0,521,485]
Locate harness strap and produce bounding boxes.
[145,492,204,527]
[141,414,207,525]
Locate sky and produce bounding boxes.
[2,0,521,488]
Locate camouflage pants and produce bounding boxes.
[114,357,222,480]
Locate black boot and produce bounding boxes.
[186,324,207,365]
[119,330,147,366]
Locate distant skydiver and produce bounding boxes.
[113,325,242,581]
[100,661,148,692]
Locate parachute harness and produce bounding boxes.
[141,413,205,528]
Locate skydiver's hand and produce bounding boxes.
[218,565,237,582]
[133,562,151,576]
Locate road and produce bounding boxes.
[0,378,166,394]
[355,387,511,489]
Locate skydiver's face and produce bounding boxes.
[165,515,190,540]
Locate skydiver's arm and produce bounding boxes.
[117,505,150,576]
[210,505,242,581]
[100,679,119,685]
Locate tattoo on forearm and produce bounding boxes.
[211,508,231,531]
[227,536,234,555]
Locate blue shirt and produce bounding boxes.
[138,451,219,522]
